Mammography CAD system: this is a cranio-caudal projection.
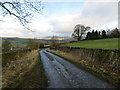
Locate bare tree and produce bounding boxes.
[111,28,120,38]
[72,24,91,41]
[0,0,44,31]
[27,39,40,50]
[50,36,58,47]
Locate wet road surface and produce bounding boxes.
[40,49,114,88]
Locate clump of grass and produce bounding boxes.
[48,49,120,87]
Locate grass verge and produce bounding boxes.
[17,52,48,88]
[48,49,120,87]
[2,49,30,66]
[2,50,47,88]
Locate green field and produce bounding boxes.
[66,38,120,50]
[11,41,27,48]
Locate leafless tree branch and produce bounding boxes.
[0,0,44,31]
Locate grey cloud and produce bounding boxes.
[81,2,118,26]
[49,2,118,34]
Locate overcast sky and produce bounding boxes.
[0,0,119,37]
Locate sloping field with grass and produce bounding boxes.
[66,38,119,50]
[11,41,27,48]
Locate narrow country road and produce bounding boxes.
[40,49,114,88]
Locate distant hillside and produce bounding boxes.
[2,36,76,43]
[2,37,50,43]
[2,37,49,48]
[65,38,119,50]
[2,37,76,48]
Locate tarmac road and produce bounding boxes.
[40,49,114,88]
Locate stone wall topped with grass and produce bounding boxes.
[51,47,120,74]
[50,47,120,86]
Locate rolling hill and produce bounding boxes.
[2,36,76,48]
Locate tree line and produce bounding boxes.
[85,28,120,40]
[72,24,120,41]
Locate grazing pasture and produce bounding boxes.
[66,38,119,50]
